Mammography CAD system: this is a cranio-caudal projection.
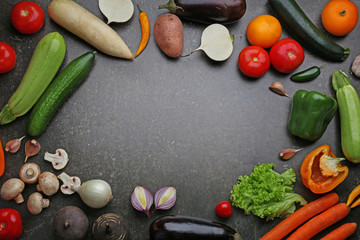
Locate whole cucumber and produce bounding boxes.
[332,70,360,163]
[27,51,96,137]
[0,32,66,125]
[268,0,349,61]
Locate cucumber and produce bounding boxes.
[26,51,96,136]
[0,32,66,125]
[332,71,360,163]
[268,0,349,61]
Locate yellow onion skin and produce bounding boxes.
[75,179,112,208]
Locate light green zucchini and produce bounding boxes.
[26,51,96,136]
[0,32,66,125]
[332,70,360,163]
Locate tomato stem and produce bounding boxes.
[340,10,346,16]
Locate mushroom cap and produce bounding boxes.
[27,192,50,215]
[58,173,81,195]
[0,178,25,203]
[19,163,41,184]
[37,172,59,196]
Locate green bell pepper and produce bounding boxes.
[288,90,337,142]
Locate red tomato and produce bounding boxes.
[0,42,16,73]
[269,38,305,73]
[238,46,270,78]
[11,1,45,34]
[0,208,22,240]
[215,201,233,218]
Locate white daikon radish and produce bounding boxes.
[48,0,133,59]
[192,24,234,61]
[99,0,134,24]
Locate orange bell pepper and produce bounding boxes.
[0,139,4,177]
[301,144,349,194]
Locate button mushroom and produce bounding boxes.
[19,162,41,184]
[58,172,81,195]
[44,149,69,170]
[37,172,59,196]
[27,192,50,215]
[0,178,25,203]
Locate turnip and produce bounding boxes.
[191,24,234,61]
[99,0,134,24]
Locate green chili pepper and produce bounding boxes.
[288,90,337,142]
[290,66,321,82]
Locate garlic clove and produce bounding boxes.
[269,81,289,97]
[280,148,302,160]
[25,139,41,162]
[131,186,153,217]
[5,136,25,153]
[154,187,176,210]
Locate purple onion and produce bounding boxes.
[131,186,153,217]
[154,187,176,210]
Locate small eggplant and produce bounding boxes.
[158,0,246,24]
[150,215,242,240]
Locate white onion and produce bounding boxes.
[75,179,112,208]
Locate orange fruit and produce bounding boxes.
[246,15,282,49]
[322,0,358,36]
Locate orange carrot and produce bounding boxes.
[287,203,351,240]
[260,193,339,240]
[320,222,357,240]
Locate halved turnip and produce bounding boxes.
[191,23,234,61]
[99,0,134,24]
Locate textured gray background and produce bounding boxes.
[1,0,360,239]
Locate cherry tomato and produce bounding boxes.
[0,42,16,73]
[215,201,233,218]
[0,208,22,240]
[269,38,305,73]
[238,46,270,78]
[11,1,45,34]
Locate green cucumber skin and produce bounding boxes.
[337,85,360,163]
[268,0,349,61]
[8,32,66,116]
[26,51,96,137]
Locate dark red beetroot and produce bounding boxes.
[158,0,246,24]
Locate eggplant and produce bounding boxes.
[158,0,246,24]
[149,215,242,240]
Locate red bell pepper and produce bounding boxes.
[0,138,4,177]
[0,208,22,240]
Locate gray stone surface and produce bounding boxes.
[1,0,360,239]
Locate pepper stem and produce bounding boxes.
[319,155,346,177]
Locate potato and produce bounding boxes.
[154,14,183,58]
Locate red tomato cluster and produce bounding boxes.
[238,15,305,78]
[238,38,305,78]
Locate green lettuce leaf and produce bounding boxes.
[230,163,307,221]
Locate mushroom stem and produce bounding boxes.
[14,194,24,204]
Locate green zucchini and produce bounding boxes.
[26,51,96,136]
[0,32,66,125]
[332,70,360,163]
[268,0,349,61]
